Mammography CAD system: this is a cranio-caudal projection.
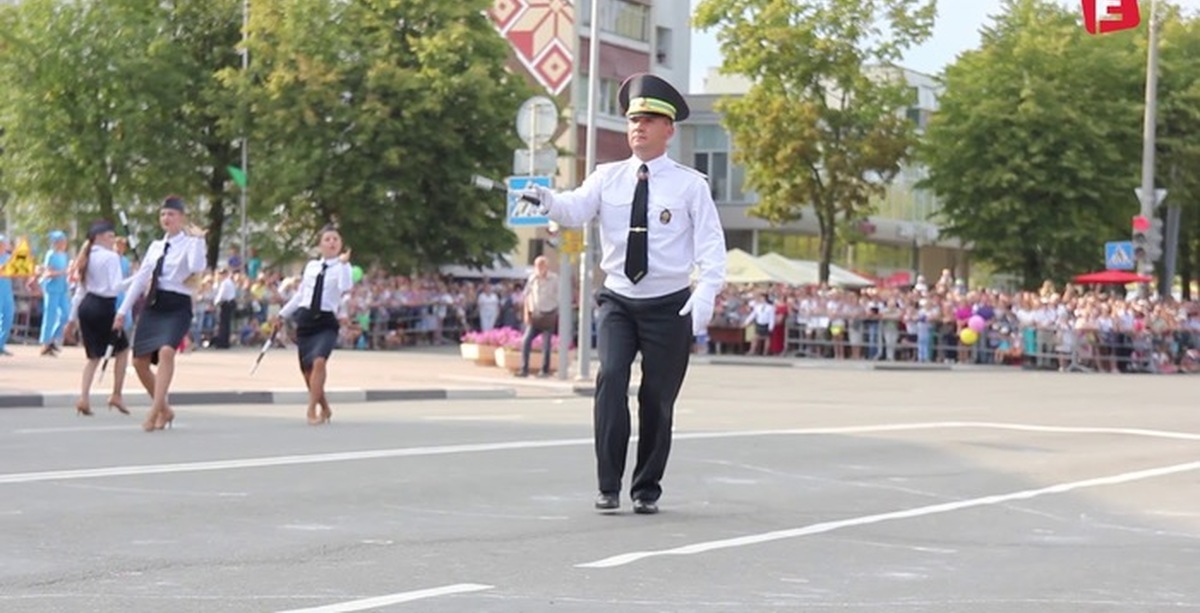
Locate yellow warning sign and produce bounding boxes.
[560,229,583,255]
[1,237,35,277]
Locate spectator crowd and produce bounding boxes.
[8,249,1199,376]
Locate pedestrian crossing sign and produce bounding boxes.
[1105,241,1135,271]
[505,176,552,227]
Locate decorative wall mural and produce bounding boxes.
[490,0,574,96]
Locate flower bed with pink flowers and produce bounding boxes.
[459,327,523,366]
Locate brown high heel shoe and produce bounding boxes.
[107,397,130,415]
[319,408,332,424]
[75,400,93,417]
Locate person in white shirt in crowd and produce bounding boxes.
[212,267,238,348]
[523,73,727,515]
[70,219,132,417]
[274,225,353,425]
[517,256,558,377]
[743,290,775,355]
[116,195,207,432]
[476,283,500,332]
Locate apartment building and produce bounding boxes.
[684,66,969,284]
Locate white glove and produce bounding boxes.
[520,184,555,214]
[678,291,715,337]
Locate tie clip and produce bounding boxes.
[629,227,648,232]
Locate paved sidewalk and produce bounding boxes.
[0,343,593,409]
[1,340,1014,409]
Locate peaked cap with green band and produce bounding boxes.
[618,73,689,122]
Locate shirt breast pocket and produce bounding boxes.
[650,201,687,239]
[600,185,633,246]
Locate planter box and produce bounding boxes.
[459,342,497,366]
[494,347,571,373]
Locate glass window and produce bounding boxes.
[729,162,747,203]
[580,77,621,117]
[693,152,709,177]
[604,0,649,42]
[694,125,728,150]
[655,27,672,67]
[710,152,728,201]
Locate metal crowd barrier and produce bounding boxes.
[738,317,1200,374]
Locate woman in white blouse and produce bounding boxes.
[115,195,207,432]
[70,220,131,417]
[273,225,353,425]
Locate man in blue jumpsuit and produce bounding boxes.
[38,230,72,356]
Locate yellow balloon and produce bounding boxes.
[959,328,979,345]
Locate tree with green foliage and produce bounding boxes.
[919,0,1145,287]
[1156,8,1200,298]
[232,0,528,272]
[694,0,935,283]
[0,0,184,229]
[157,0,248,270]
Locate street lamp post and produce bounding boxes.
[239,0,249,273]
[1136,0,1160,285]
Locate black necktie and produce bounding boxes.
[624,163,649,284]
[147,241,170,306]
[310,261,328,312]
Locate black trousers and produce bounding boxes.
[594,287,692,502]
[215,301,235,348]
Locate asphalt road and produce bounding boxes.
[2,365,1199,612]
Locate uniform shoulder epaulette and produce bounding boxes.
[673,162,708,180]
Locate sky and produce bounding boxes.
[688,0,1200,94]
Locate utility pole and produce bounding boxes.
[1136,0,1161,292]
[577,0,601,381]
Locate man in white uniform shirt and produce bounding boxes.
[212,268,238,349]
[524,73,727,514]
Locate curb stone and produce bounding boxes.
[0,387,518,409]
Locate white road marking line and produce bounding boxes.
[1,421,1197,486]
[575,459,1200,569]
[57,483,248,498]
[0,437,590,485]
[275,583,493,612]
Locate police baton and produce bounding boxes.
[117,210,141,261]
[469,174,541,206]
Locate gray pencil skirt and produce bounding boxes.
[132,291,192,364]
[294,308,339,369]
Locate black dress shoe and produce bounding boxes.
[594,492,619,510]
[632,499,658,515]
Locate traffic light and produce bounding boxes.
[1132,215,1150,262]
[1132,214,1164,264]
[1146,218,1164,262]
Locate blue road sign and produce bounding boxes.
[1105,241,1135,270]
[505,176,552,227]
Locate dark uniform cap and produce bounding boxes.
[87,219,116,239]
[161,195,186,213]
[618,73,689,122]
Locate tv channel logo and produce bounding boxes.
[1082,0,1141,35]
